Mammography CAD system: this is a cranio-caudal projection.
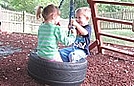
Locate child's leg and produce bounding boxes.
[69,49,87,62]
[58,47,73,62]
[51,52,63,62]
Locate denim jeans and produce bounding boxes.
[59,46,87,62]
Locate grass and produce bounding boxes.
[91,29,134,47]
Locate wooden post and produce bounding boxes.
[22,11,26,33]
[87,0,103,53]
[0,6,2,31]
[132,21,134,32]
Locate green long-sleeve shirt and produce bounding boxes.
[37,23,76,60]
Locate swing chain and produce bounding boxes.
[59,0,65,9]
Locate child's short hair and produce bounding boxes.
[75,7,91,19]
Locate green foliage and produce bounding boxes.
[98,4,122,13]
[98,0,134,13]
[1,0,134,17]
[60,0,89,19]
[10,0,38,13]
[0,0,59,14]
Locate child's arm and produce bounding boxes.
[55,27,77,46]
[71,19,88,35]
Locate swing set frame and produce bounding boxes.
[87,0,134,57]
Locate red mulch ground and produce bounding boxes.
[0,32,134,86]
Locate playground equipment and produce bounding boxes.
[28,51,87,86]
[88,0,134,57]
[28,0,134,85]
[27,0,88,86]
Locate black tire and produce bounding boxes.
[27,51,88,86]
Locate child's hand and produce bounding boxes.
[68,19,78,30]
[68,24,72,30]
[56,22,60,26]
[71,28,77,35]
[71,19,78,27]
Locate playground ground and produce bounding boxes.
[0,32,134,86]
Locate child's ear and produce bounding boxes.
[52,13,57,19]
[86,17,90,21]
[51,14,54,19]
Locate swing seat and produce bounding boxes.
[27,51,88,86]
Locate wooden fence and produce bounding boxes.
[0,6,134,33]
[0,6,69,33]
[99,9,134,30]
[0,6,41,33]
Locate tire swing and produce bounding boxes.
[27,51,87,86]
[27,0,88,86]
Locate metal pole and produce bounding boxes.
[59,0,65,9]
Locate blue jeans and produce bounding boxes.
[59,46,87,62]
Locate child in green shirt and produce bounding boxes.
[36,4,76,62]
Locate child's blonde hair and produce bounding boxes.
[35,6,43,20]
[36,4,60,21]
[75,7,91,20]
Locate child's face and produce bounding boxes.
[55,15,60,24]
[75,12,89,26]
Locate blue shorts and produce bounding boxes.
[59,46,87,62]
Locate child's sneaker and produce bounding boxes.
[69,52,79,63]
